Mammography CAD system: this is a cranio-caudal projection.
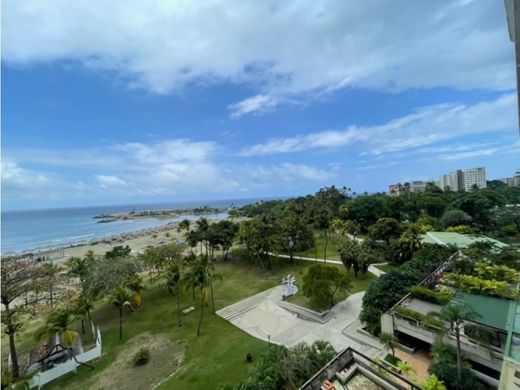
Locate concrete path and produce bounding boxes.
[218,286,382,357]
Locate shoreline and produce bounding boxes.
[4,216,237,261]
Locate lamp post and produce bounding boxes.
[267,334,271,351]
[505,0,520,133]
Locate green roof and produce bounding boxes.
[447,291,511,332]
[421,232,509,249]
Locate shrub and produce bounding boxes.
[444,273,518,299]
[393,306,443,330]
[410,286,452,305]
[384,353,401,366]
[446,225,474,234]
[133,348,150,366]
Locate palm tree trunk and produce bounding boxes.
[119,307,123,340]
[50,286,54,308]
[210,282,215,314]
[176,287,182,327]
[323,230,328,262]
[81,319,85,334]
[197,293,205,336]
[5,304,19,379]
[455,328,462,380]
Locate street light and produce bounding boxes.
[267,334,271,351]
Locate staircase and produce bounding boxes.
[217,287,276,321]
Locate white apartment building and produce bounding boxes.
[438,167,487,192]
[463,167,487,191]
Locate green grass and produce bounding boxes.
[375,263,400,273]
[6,255,374,389]
[293,231,342,260]
[287,272,376,312]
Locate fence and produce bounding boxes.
[29,323,102,389]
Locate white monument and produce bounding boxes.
[282,274,298,298]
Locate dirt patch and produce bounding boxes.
[81,333,184,390]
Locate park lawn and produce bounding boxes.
[375,263,400,273]
[287,272,376,312]
[294,231,342,260]
[21,256,337,389]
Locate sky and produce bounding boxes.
[2,0,520,210]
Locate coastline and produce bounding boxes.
[5,216,240,262]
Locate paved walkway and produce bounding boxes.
[217,286,382,357]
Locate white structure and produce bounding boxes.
[281,274,297,297]
[439,167,487,192]
[439,170,463,191]
[29,324,102,389]
[463,167,487,191]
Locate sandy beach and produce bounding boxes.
[20,221,191,264]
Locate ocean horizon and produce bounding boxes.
[1,197,274,254]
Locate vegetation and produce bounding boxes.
[234,340,336,390]
[133,347,151,366]
[410,286,453,305]
[379,332,397,358]
[302,264,351,309]
[361,244,455,334]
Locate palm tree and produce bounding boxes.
[126,275,144,307]
[422,374,447,390]
[396,360,415,379]
[426,302,479,380]
[379,332,397,358]
[177,219,191,237]
[396,228,421,263]
[72,295,94,334]
[36,308,79,349]
[165,263,183,327]
[112,287,134,340]
[66,252,95,295]
[184,256,215,336]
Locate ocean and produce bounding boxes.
[1,198,263,254]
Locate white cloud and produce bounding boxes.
[1,161,52,194]
[241,93,517,156]
[3,1,514,116]
[95,175,127,189]
[248,163,334,182]
[229,94,278,119]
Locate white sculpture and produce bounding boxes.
[282,274,298,297]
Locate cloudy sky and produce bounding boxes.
[2,0,519,210]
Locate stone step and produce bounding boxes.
[217,287,276,321]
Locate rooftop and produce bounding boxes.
[421,231,509,249]
[447,291,512,332]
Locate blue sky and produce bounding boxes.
[2,0,519,210]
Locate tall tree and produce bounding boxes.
[164,263,183,327]
[185,257,211,336]
[112,287,134,340]
[40,262,62,308]
[426,302,479,380]
[1,259,44,379]
[379,332,397,358]
[302,264,351,308]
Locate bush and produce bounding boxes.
[429,362,484,390]
[410,286,452,305]
[446,225,474,234]
[445,273,518,299]
[384,353,401,366]
[393,306,443,330]
[133,348,150,366]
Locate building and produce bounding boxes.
[381,254,518,388]
[439,170,463,192]
[498,299,520,389]
[421,232,509,250]
[300,347,420,390]
[388,184,400,197]
[409,181,428,193]
[463,167,487,191]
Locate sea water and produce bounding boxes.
[1,198,262,254]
